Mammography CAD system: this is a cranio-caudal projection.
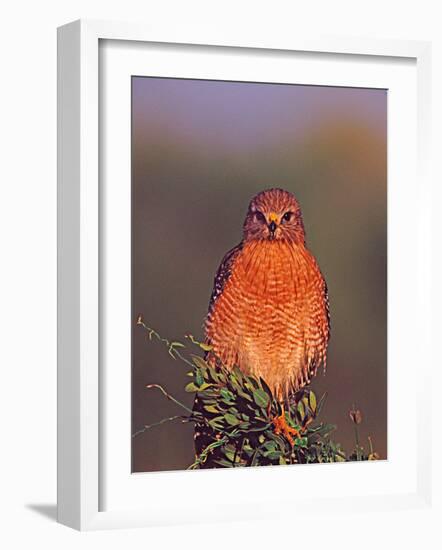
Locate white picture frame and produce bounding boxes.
[57,19,432,531]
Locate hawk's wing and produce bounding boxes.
[194,243,243,460]
[208,242,243,315]
[303,270,331,387]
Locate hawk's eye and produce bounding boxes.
[255,211,266,223]
[282,211,292,223]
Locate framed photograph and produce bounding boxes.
[57,19,432,530]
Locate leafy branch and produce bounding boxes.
[134,319,379,468]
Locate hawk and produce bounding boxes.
[202,188,330,441]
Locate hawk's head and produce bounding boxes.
[243,188,306,244]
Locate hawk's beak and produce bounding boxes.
[268,220,277,238]
[268,213,279,239]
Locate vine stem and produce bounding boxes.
[137,316,195,369]
[146,384,194,414]
[132,415,184,438]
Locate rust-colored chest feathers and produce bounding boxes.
[205,189,330,400]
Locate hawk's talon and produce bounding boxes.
[273,406,301,446]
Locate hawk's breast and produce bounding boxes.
[206,240,329,398]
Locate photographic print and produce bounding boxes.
[131,77,387,472]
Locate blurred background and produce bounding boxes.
[131,77,387,472]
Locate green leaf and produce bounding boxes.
[295,437,308,448]
[199,343,213,352]
[204,405,219,414]
[259,377,273,398]
[208,416,225,429]
[184,382,199,392]
[263,450,281,460]
[267,433,287,451]
[224,413,240,426]
[297,400,305,418]
[263,441,277,451]
[220,388,235,402]
[192,355,209,370]
[232,365,244,382]
[245,376,258,391]
[223,448,236,462]
[253,389,270,408]
[199,398,216,406]
[247,424,271,432]
[309,391,317,412]
[207,365,220,383]
[236,389,253,402]
[195,369,204,387]
[198,383,215,391]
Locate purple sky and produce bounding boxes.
[132,77,386,153]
